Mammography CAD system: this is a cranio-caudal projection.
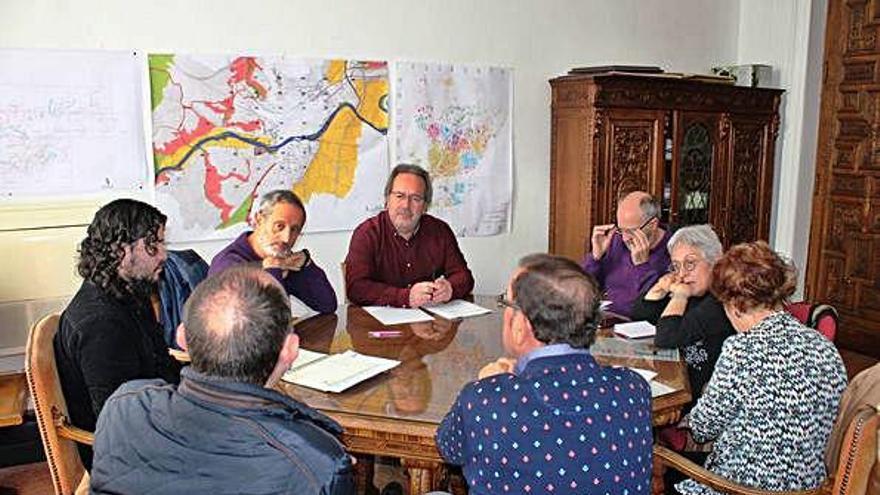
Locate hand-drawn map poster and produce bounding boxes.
[395,62,512,236]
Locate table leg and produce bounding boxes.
[354,454,379,495]
[401,459,441,494]
[652,454,666,495]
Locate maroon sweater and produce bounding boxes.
[344,211,474,307]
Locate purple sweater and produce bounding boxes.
[209,232,337,314]
[581,229,671,318]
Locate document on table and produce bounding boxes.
[619,366,673,397]
[421,299,492,320]
[282,349,400,393]
[650,381,677,398]
[362,306,434,325]
[613,320,656,339]
[290,295,319,323]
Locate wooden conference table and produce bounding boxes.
[278,296,692,494]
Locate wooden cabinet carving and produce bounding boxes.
[549,73,782,262]
[808,0,880,357]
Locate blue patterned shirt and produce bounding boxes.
[437,351,653,494]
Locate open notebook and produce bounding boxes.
[281,349,400,393]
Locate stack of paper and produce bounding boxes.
[613,321,656,339]
[422,299,492,320]
[282,349,400,393]
[362,306,434,325]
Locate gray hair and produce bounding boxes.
[384,164,433,205]
[257,190,306,222]
[667,224,723,264]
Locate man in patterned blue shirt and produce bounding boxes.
[436,254,653,494]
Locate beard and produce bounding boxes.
[126,276,159,301]
[260,240,293,258]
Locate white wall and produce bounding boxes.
[1,0,741,301]
[736,0,827,296]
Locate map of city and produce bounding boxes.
[151,54,389,241]
[395,62,512,236]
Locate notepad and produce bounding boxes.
[628,367,658,382]
[650,381,677,398]
[290,295,319,323]
[421,299,492,320]
[362,306,434,325]
[613,321,656,339]
[282,349,400,393]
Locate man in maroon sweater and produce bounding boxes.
[344,164,474,308]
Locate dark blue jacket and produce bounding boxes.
[158,249,209,348]
[90,367,355,495]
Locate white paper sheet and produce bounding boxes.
[282,350,400,393]
[362,306,434,325]
[422,299,492,320]
[628,367,658,382]
[650,381,677,398]
[290,295,319,322]
[613,321,657,339]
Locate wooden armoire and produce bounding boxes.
[548,72,783,263]
[808,0,880,357]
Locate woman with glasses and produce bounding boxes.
[631,224,735,409]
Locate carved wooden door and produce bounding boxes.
[596,108,666,223]
[808,0,880,356]
[670,112,723,234]
[723,115,776,248]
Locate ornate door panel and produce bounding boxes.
[808,0,880,356]
[669,112,722,231]
[596,109,665,223]
[722,116,775,247]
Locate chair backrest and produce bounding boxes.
[786,301,838,342]
[830,403,879,495]
[25,312,93,495]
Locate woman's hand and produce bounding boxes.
[645,273,676,301]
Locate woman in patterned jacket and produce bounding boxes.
[676,241,847,495]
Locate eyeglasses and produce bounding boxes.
[496,293,521,312]
[668,256,703,275]
[389,191,426,205]
[616,216,656,236]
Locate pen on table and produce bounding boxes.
[368,330,404,338]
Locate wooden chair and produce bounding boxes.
[654,401,880,495]
[25,313,94,495]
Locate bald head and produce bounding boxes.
[617,191,658,226]
[183,266,291,384]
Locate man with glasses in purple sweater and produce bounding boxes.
[581,191,671,318]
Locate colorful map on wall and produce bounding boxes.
[150,54,389,241]
[395,62,512,236]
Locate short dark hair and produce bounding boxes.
[183,266,291,384]
[511,254,601,348]
[384,164,433,205]
[77,198,166,299]
[257,190,306,223]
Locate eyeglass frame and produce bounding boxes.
[668,255,705,275]
[388,190,426,205]
[615,215,657,236]
[496,293,521,312]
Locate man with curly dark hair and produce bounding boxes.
[54,198,182,470]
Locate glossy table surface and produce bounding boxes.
[279,296,691,427]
